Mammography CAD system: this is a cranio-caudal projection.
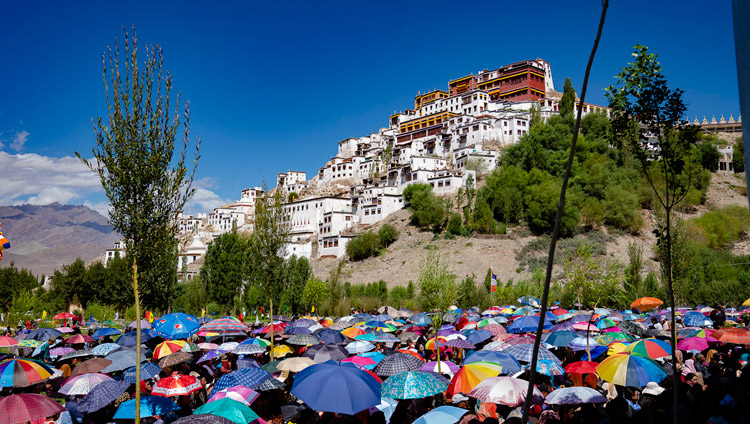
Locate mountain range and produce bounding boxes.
[0,203,120,277]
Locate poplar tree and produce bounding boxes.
[560,77,576,118]
[77,26,200,423]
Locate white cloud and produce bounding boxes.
[83,200,112,217]
[0,151,102,206]
[185,187,231,215]
[11,130,29,151]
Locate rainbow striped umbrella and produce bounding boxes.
[153,340,187,359]
[201,317,250,334]
[341,327,366,339]
[596,353,666,387]
[623,339,672,359]
[425,336,448,351]
[0,359,54,388]
[448,362,503,396]
[607,342,631,356]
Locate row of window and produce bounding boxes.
[321,239,340,248]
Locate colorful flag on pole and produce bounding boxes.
[491,270,498,293]
[42,310,47,319]
[201,308,206,318]
[145,310,154,323]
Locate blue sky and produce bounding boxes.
[0,1,740,215]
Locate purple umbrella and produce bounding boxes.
[197,349,228,363]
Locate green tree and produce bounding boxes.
[446,213,463,235]
[279,255,312,315]
[377,224,399,248]
[50,259,88,309]
[696,142,720,172]
[560,241,625,308]
[346,231,381,261]
[733,138,744,173]
[524,170,579,237]
[172,275,207,315]
[418,250,458,373]
[104,254,134,310]
[77,27,200,422]
[402,184,446,231]
[201,231,249,307]
[0,263,39,312]
[560,77,576,118]
[302,277,329,313]
[607,45,698,422]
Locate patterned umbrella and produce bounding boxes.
[158,351,194,368]
[173,414,237,423]
[271,345,293,359]
[0,393,65,424]
[50,347,75,358]
[419,361,460,375]
[345,341,375,354]
[278,357,316,373]
[381,370,447,400]
[91,343,121,356]
[0,358,54,388]
[545,386,608,405]
[233,342,265,355]
[528,359,565,376]
[182,342,201,353]
[59,350,94,362]
[154,340,187,359]
[292,361,381,414]
[446,339,475,350]
[113,396,180,419]
[102,350,147,373]
[123,362,162,383]
[468,376,544,406]
[78,380,131,413]
[198,342,220,350]
[213,368,271,392]
[208,385,260,406]
[152,373,202,397]
[623,339,672,359]
[373,352,424,377]
[503,344,561,364]
[596,353,667,387]
[256,376,285,391]
[716,328,750,344]
[303,344,348,363]
[287,334,319,346]
[154,313,200,340]
[197,349,228,364]
[69,358,112,377]
[448,362,503,396]
[59,372,113,395]
[194,398,259,423]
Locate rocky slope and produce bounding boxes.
[0,203,120,276]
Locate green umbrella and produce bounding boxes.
[194,398,259,423]
[261,360,281,374]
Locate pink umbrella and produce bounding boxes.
[56,327,75,334]
[571,323,600,332]
[468,376,544,407]
[207,385,260,406]
[603,326,623,333]
[198,343,220,350]
[676,337,709,352]
[342,356,377,369]
[65,334,94,344]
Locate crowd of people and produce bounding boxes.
[1,302,749,424]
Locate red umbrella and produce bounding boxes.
[0,393,65,424]
[152,373,202,397]
[53,312,76,320]
[0,336,18,347]
[260,324,285,334]
[564,361,599,374]
[65,334,94,344]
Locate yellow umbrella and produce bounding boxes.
[153,340,187,359]
[271,344,293,358]
[277,357,316,373]
[742,298,750,306]
[607,342,630,356]
[448,361,503,396]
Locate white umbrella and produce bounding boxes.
[467,376,544,407]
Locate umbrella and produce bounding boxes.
[466,329,493,345]
[154,340,187,359]
[0,393,65,424]
[382,370,448,400]
[571,323,600,332]
[568,337,600,351]
[564,361,599,374]
[116,329,157,347]
[342,356,378,370]
[373,352,424,377]
[49,347,75,358]
[507,316,551,334]
[503,344,561,364]
[420,361,460,375]
[465,351,522,375]
[446,339,476,350]
[78,380,131,413]
[59,373,113,395]
[154,313,200,339]
[152,373,202,397]
[256,376,285,391]
[69,358,112,377]
[618,321,645,337]
[214,368,271,392]
[198,342,220,350]
[596,353,667,387]
[0,358,54,388]
[682,311,711,328]
[0,336,18,347]
[208,385,260,406]
[545,331,577,347]
[113,396,180,419]
[346,341,375,354]
[54,312,76,320]
[448,362,503,395]
[218,342,240,351]
[200,317,250,334]
[468,376,544,406]
[528,359,565,376]
[101,350,148,373]
[124,362,162,383]
[291,361,381,414]
[158,351,194,368]
[65,334,95,345]
[92,328,122,339]
[198,349,228,364]
[545,387,608,405]
[288,334,319,346]
[278,357,316,373]
[194,398,259,423]
[716,328,750,344]
[414,406,469,424]
[631,297,663,311]
[285,326,312,335]
[676,337,709,352]
[341,327,366,339]
[623,339,672,359]
[173,414,237,424]
[59,349,94,362]
[303,344,348,363]
[91,343,121,356]
[128,319,152,329]
[271,345,294,359]
[26,328,62,342]
[317,329,347,344]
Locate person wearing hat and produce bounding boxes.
[639,381,665,411]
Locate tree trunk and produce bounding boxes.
[665,208,679,424]
[269,297,274,357]
[133,261,141,424]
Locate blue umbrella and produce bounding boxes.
[290,319,317,328]
[504,344,561,364]
[26,328,62,342]
[317,329,347,344]
[92,328,122,339]
[370,314,392,322]
[545,386,608,405]
[116,329,157,347]
[78,380,130,413]
[123,362,162,383]
[517,296,540,307]
[213,368,271,392]
[414,405,469,424]
[359,351,386,364]
[291,360,381,414]
[102,350,148,373]
[508,316,552,334]
[381,371,448,399]
[113,396,180,419]
[466,329,493,345]
[353,313,373,322]
[285,326,313,335]
[237,356,260,369]
[465,351,522,375]
[410,313,433,326]
[683,311,711,327]
[153,313,200,340]
[91,343,121,356]
[545,331,577,347]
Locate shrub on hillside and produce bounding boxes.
[403,184,446,231]
[446,214,463,236]
[378,224,399,247]
[691,205,750,248]
[346,231,381,261]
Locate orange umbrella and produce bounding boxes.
[630,297,663,311]
[340,327,365,339]
[447,362,503,396]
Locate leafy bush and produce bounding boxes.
[690,206,750,248]
[378,224,399,247]
[446,214,463,235]
[346,231,381,261]
[403,184,446,231]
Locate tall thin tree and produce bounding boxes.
[77,26,200,423]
